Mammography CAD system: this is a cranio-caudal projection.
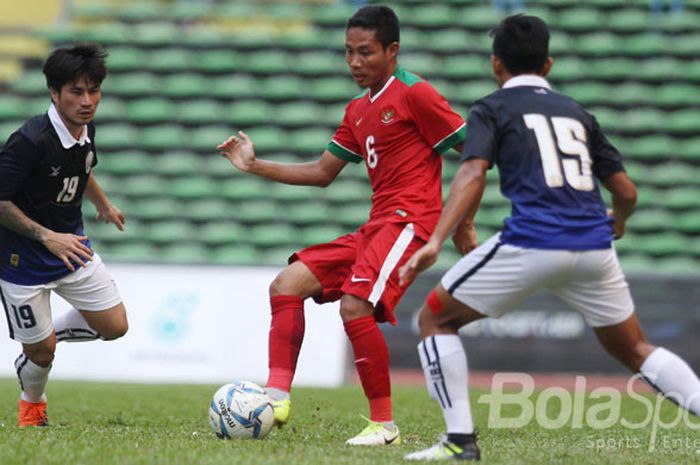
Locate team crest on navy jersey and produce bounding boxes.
[85,150,94,173]
[380,106,396,124]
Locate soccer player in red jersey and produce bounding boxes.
[218,5,466,445]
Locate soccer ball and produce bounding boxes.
[208,381,275,439]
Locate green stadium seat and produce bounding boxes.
[458,6,503,30]
[96,98,126,120]
[11,71,46,95]
[312,77,357,102]
[149,220,198,245]
[299,225,346,246]
[660,11,700,34]
[174,100,225,125]
[288,128,333,153]
[98,151,151,176]
[619,253,656,275]
[294,52,342,76]
[100,242,160,262]
[0,96,24,120]
[233,200,279,223]
[108,73,160,97]
[333,204,369,229]
[673,108,700,138]
[558,8,605,33]
[199,221,246,246]
[128,198,179,221]
[623,33,670,57]
[148,152,200,176]
[106,46,143,72]
[405,5,455,28]
[272,102,324,127]
[550,57,586,81]
[619,109,666,133]
[219,177,267,201]
[655,257,700,275]
[576,33,619,56]
[547,31,573,56]
[452,80,498,104]
[647,163,700,187]
[627,209,673,233]
[323,179,373,203]
[244,127,289,153]
[443,55,490,79]
[312,5,356,27]
[422,29,472,54]
[620,135,677,160]
[191,50,241,73]
[248,223,299,248]
[656,84,700,106]
[140,124,187,151]
[210,75,255,99]
[120,175,169,197]
[608,9,650,33]
[671,33,700,56]
[209,245,260,266]
[259,247,297,266]
[131,22,180,46]
[181,199,234,223]
[663,188,700,210]
[589,58,635,80]
[261,76,305,101]
[675,137,700,161]
[676,212,700,234]
[187,126,232,152]
[170,176,220,200]
[158,243,210,264]
[223,100,271,127]
[636,232,690,257]
[636,58,683,81]
[125,98,174,124]
[242,51,292,75]
[268,183,314,202]
[96,124,140,150]
[278,203,331,226]
[144,48,196,73]
[161,73,209,98]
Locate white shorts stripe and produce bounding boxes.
[368,223,415,305]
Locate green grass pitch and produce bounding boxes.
[0,378,698,464]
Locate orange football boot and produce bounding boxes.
[18,399,48,427]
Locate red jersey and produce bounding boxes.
[327,66,466,241]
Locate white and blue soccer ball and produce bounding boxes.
[208,381,275,439]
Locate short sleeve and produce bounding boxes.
[407,82,466,154]
[0,131,40,200]
[589,116,624,180]
[326,104,363,164]
[461,102,497,165]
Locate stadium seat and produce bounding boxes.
[174,100,225,125]
[96,124,140,150]
[210,75,256,99]
[272,102,324,127]
[108,72,160,97]
[98,151,151,176]
[312,77,357,102]
[288,128,333,154]
[218,177,267,201]
[249,223,300,248]
[181,199,235,223]
[233,200,280,223]
[140,124,187,151]
[144,48,196,73]
[224,100,272,127]
[100,242,161,263]
[191,50,240,73]
[149,220,198,245]
[608,9,649,33]
[161,73,210,98]
[243,51,292,75]
[199,221,246,246]
[158,243,210,264]
[170,176,221,200]
[187,126,232,152]
[558,8,604,33]
[260,75,305,101]
[125,98,174,124]
[299,225,347,246]
[129,198,180,221]
[209,245,261,265]
[278,203,332,226]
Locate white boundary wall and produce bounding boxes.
[0,264,347,386]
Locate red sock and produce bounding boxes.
[266,295,305,392]
[344,315,392,422]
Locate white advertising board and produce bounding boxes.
[0,264,347,386]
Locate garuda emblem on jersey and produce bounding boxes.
[85,150,94,174]
[380,106,396,124]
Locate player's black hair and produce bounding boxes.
[490,14,549,75]
[347,5,400,48]
[42,42,108,91]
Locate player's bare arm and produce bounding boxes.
[451,220,478,256]
[603,171,637,239]
[218,131,347,187]
[399,158,488,285]
[0,200,92,271]
[85,173,125,231]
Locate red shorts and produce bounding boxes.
[290,221,424,324]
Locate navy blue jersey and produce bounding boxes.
[462,76,624,250]
[0,112,97,285]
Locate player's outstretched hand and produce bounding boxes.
[96,203,125,231]
[218,131,256,173]
[452,222,477,255]
[398,241,441,286]
[41,231,93,271]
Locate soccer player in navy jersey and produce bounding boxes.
[399,14,700,461]
[0,43,128,427]
[219,5,466,445]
